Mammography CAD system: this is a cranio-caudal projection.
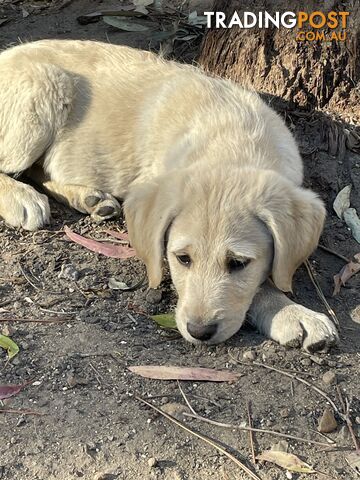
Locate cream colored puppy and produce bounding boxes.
[0,40,338,351]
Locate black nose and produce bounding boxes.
[187,322,218,341]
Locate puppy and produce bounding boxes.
[0,40,338,351]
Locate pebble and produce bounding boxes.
[355,416,360,425]
[318,407,337,433]
[161,403,188,421]
[300,358,312,367]
[148,457,157,468]
[243,350,256,361]
[58,263,80,281]
[310,355,325,366]
[322,370,337,385]
[1,325,14,336]
[280,408,291,418]
[94,473,117,480]
[146,289,162,305]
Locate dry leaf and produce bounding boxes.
[257,450,316,473]
[333,252,360,295]
[333,185,351,219]
[64,226,136,259]
[0,382,29,400]
[128,365,240,382]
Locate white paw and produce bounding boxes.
[1,183,50,231]
[270,305,339,353]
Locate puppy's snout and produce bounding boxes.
[187,322,218,341]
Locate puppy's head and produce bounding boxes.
[124,166,325,344]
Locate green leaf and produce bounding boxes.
[0,334,19,360]
[103,15,152,32]
[151,313,177,329]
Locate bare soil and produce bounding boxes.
[0,2,359,480]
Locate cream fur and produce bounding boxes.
[0,40,338,351]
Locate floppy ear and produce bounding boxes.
[255,173,326,292]
[123,173,183,288]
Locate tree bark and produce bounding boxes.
[198,0,359,125]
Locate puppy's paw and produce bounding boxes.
[84,192,121,222]
[271,305,339,353]
[1,184,50,231]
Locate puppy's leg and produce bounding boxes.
[248,280,339,352]
[28,167,121,222]
[0,60,74,230]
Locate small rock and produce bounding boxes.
[355,416,360,425]
[1,325,15,336]
[310,355,325,366]
[270,440,288,452]
[16,417,26,427]
[94,473,117,480]
[280,408,291,418]
[148,457,157,468]
[161,403,188,421]
[67,373,89,388]
[300,358,312,367]
[318,407,337,433]
[146,289,162,305]
[243,350,256,361]
[322,370,337,386]
[58,263,80,281]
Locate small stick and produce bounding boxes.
[0,408,45,416]
[234,357,340,416]
[183,412,334,447]
[336,386,360,453]
[136,396,262,480]
[318,244,350,263]
[304,260,340,328]
[247,401,256,464]
[0,318,69,324]
[177,380,197,416]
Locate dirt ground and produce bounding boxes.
[0,1,359,480]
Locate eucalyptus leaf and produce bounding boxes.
[103,16,152,32]
[151,313,177,329]
[0,334,19,359]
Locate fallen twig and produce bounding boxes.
[177,380,197,416]
[183,412,334,447]
[336,386,360,453]
[136,396,262,480]
[304,260,340,328]
[247,401,256,464]
[0,408,45,415]
[318,244,350,263]
[232,356,340,415]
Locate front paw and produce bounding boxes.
[270,305,339,353]
[0,184,50,231]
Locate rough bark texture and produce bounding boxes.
[198,0,359,126]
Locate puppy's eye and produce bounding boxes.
[176,254,192,267]
[227,258,250,273]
